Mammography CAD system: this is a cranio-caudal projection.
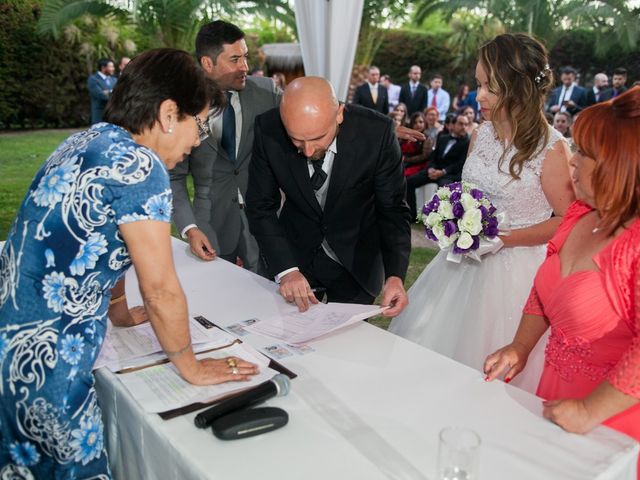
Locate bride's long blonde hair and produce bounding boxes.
[479,33,554,179]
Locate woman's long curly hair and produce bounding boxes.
[479,33,554,179]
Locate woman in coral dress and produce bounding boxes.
[485,86,640,474]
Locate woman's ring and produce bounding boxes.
[226,358,237,368]
[231,367,239,375]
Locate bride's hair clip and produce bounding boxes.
[534,64,551,85]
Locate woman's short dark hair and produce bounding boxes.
[104,48,223,135]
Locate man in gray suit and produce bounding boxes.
[170,20,280,271]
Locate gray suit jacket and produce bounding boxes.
[170,76,281,261]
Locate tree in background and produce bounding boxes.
[37,0,294,66]
[564,0,639,56]
[412,0,639,59]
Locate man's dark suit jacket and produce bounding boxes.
[585,88,605,106]
[87,73,113,124]
[546,85,586,115]
[429,134,470,184]
[399,83,428,115]
[599,86,628,101]
[246,104,412,297]
[352,83,389,114]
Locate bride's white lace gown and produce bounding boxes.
[389,121,565,393]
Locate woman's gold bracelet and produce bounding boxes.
[165,340,192,358]
[109,293,127,306]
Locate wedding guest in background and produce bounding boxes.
[87,57,116,124]
[115,56,131,79]
[600,67,628,100]
[544,111,554,125]
[381,73,401,113]
[460,105,479,134]
[247,77,412,315]
[389,112,402,128]
[402,112,432,179]
[553,111,572,138]
[0,48,258,478]
[391,102,409,127]
[250,67,264,77]
[585,72,608,106]
[352,66,388,114]
[272,72,287,91]
[390,33,575,394]
[170,20,280,272]
[427,74,451,122]
[452,83,469,111]
[399,65,428,115]
[439,112,457,138]
[547,66,586,115]
[423,106,443,146]
[485,86,640,475]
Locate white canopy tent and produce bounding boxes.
[294,0,364,101]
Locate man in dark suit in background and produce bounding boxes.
[246,77,411,316]
[546,66,586,116]
[87,58,115,124]
[585,72,609,106]
[352,66,388,114]
[405,113,470,219]
[399,65,428,115]
[170,21,280,273]
[600,67,628,101]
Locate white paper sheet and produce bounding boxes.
[116,343,278,413]
[94,316,237,372]
[243,302,385,344]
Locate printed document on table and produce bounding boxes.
[94,316,236,372]
[116,343,278,413]
[243,302,385,344]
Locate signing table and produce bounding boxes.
[94,238,638,480]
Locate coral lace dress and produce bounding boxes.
[524,201,640,472]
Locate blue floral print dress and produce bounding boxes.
[0,123,172,478]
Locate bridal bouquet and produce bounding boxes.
[420,181,508,263]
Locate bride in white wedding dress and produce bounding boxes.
[389,33,575,393]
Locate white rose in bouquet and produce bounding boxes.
[425,211,443,227]
[458,208,483,235]
[456,231,474,249]
[460,192,477,211]
[437,201,455,219]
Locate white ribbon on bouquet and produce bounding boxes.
[444,212,511,264]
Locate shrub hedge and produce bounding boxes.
[0,0,90,129]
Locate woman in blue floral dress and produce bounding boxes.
[0,49,258,479]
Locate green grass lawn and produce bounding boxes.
[0,130,75,238]
[0,129,435,330]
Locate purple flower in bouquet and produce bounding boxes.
[443,220,457,237]
[424,195,440,214]
[453,202,465,219]
[483,216,500,237]
[470,188,484,200]
[450,190,461,203]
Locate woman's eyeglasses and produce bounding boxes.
[194,116,211,142]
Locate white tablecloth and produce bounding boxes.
[94,238,639,480]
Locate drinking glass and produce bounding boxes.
[437,427,481,480]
